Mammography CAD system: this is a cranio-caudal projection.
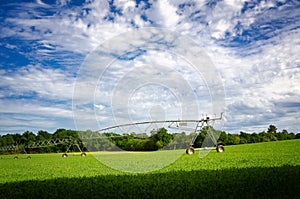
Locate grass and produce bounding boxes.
[0,153,121,183]
[0,140,299,198]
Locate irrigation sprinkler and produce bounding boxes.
[0,138,87,158]
[96,113,224,155]
[183,113,224,154]
[64,143,87,158]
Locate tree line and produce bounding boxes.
[193,124,299,148]
[0,129,84,154]
[0,125,299,154]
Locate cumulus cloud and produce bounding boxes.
[145,0,180,28]
[0,65,75,100]
[0,0,299,134]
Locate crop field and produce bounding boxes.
[0,139,299,198]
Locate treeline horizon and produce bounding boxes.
[0,124,299,154]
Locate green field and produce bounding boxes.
[0,140,300,198]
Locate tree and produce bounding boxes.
[1,134,15,146]
[53,128,79,139]
[259,131,269,142]
[151,128,173,149]
[21,131,36,144]
[240,131,251,143]
[12,134,22,145]
[267,125,277,134]
[287,133,295,140]
[194,132,206,148]
[276,132,287,140]
[218,131,228,145]
[233,134,240,145]
[168,132,190,149]
[37,130,52,140]
[250,133,260,143]
[226,134,235,145]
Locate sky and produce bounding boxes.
[0,0,299,135]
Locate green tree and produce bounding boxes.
[218,131,228,145]
[37,130,52,140]
[1,134,15,146]
[267,125,277,134]
[250,133,260,143]
[228,134,240,145]
[259,131,270,142]
[287,133,295,140]
[12,134,22,145]
[234,134,241,144]
[276,132,287,140]
[240,131,251,144]
[168,132,190,149]
[53,129,79,139]
[21,131,36,144]
[194,132,206,148]
[226,134,235,145]
[151,128,173,149]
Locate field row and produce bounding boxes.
[0,140,299,198]
[1,140,299,182]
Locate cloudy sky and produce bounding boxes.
[0,0,299,135]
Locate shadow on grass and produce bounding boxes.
[0,165,299,199]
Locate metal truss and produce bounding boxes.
[97,113,223,132]
[0,138,82,152]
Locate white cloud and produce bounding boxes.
[209,28,300,133]
[208,0,245,39]
[0,65,75,100]
[0,0,299,134]
[0,99,72,118]
[146,0,180,28]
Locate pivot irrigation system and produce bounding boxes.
[0,138,86,158]
[96,112,224,155]
[0,113,224,158]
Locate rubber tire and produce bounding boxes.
[186,147,195,155]
[62,153,68,158]
[216,144,224,152]
[81,152,86,157]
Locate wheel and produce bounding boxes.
[81,152,86,157]
[186,147,195,155]
[62,153,68,158]
[216,144,224,152]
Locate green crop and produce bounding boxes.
[0,140,299,198]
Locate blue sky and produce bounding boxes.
[0,0,299,135]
